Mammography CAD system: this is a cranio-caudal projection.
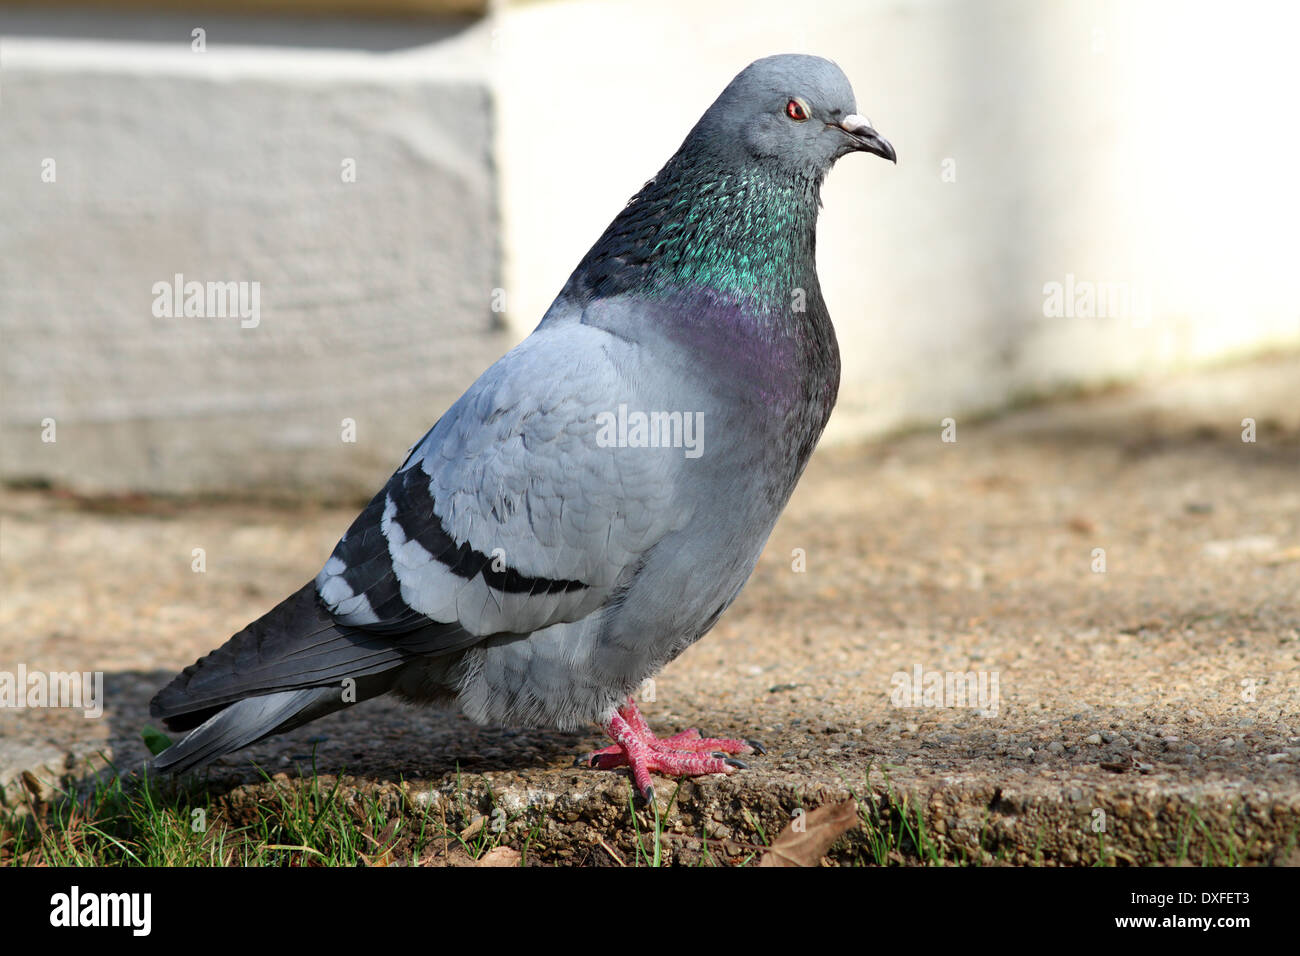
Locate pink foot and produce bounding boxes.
[578,698,766,802]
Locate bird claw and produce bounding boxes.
[579,698,762,798]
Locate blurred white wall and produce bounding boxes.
[0,10,505,496]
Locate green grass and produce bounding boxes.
[4,755,1288,867]
[2,755,762,868]
[0,752,518,867]
[849,766,966,865]
[1170,804,1288,867]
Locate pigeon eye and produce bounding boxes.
[785,97,810,122]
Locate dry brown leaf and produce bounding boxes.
[758,799,859,867]
[20,770,44,802]
[476,846,522,867]
[359,820,399,867]
[458,816,486,840]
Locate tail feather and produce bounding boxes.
[149,579,468,773]
[150,688,335,774]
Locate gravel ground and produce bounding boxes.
[2,355,1298,864]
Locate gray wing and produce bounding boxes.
[316,319,686,643]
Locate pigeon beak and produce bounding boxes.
[838,114,896,163]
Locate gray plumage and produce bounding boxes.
[151,54,894,774]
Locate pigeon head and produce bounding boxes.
[563,54,892,311]
[685,54,896,180]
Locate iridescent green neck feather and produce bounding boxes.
[644,168,822,306]
[563,154,825,321]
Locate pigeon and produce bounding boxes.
[150,54,895,800]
